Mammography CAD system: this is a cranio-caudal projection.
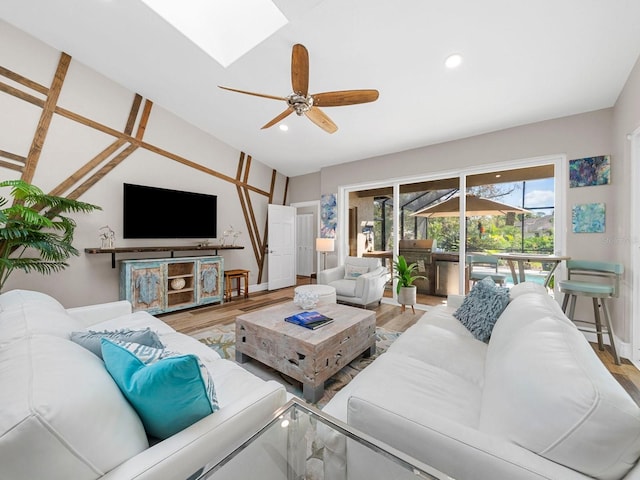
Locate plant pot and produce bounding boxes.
[397,285,417,306]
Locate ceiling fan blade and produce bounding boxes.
[261,108,294,129]
[218,85,286,101]
[305,107,338,134]
[291,44,309,96]
[313,89,380,107]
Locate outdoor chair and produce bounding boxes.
[467,254,506,285]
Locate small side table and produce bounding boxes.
[224,269,250,302]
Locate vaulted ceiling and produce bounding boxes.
[2,0,640,177]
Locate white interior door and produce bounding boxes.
[268,204,296,290]
[296,213,314,276]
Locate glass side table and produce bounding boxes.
[191,398,452,480]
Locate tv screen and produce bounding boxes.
[123,183,217,239]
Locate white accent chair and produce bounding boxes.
[317,256,388,308]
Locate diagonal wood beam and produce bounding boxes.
[0,65,48,95]
[0,80,274,196]
[282,176,289,205]
[49,93,145,197]
[0,149,26,163]
[0,160,23,172]
[65,144,138,201]
[135,99,153,139]
[0,146,26,173]
[22,52,71,184]
[0,80,44,107]
[258,170,278,283]
[124,94,143,136]
[235,153,261,268]
[48,139,127,197]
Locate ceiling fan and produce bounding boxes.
[218,43,379,134]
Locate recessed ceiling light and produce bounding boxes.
[279,124,289,132]
[445,54,463,69]
[495,174,502,178]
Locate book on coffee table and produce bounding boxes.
[284,311,334,330]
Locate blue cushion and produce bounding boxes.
[70,328,164,359]
[101,339,219,439]
[453,276,510,342]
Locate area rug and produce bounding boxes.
[192,324,400,408]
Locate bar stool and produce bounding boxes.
[223,269,250,302]
[559,260,623,365]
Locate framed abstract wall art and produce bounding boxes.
[320,193,337,238]
[572,202,605,233]
[569,155,610,188]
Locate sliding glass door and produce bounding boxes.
[342,158,560,306]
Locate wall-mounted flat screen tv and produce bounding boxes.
[123,183,217,239]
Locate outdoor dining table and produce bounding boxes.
[494,253,571,288]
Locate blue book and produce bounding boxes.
[284,311,333,329]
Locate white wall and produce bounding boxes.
[0,21,287,307]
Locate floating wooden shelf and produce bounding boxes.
[85,245,243,268]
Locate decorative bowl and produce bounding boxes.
[293,291,319,310]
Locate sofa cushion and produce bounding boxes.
[453,277,510,342]
[480,317,640,480]
[508,281,549,299]
[329,278,358,297]
[0,290,83,345]
[344,352,482,427]
[0,289,66,311]
[344,263,369,279]
[0,335,148,480]
[101,339,219,440]
[387,324,487,387]
[88,310,176,335]
[488,289,571,359]
[70,327,164,359]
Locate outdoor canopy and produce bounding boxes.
[412,194,531,218]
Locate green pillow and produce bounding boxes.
[101,339,219,439]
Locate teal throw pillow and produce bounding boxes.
[101,338,219,439]
[70,328,163,359]
[453,276,510,342]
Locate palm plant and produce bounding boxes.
[393,254,427,294]
[0,179,101,292]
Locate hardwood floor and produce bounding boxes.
[159,276,640,406]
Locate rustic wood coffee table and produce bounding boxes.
[235,302,376,403]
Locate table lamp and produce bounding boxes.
[316,238,335,271]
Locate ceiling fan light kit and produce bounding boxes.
[219,43,379,133]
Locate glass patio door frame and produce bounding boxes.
[337,153,567,304]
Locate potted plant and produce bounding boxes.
[393,254,427,312]
[0,179,101,292]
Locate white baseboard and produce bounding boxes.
[578,328,631,362]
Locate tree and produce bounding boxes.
[0,179,101,291]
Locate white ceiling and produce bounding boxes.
[2,0,640,177]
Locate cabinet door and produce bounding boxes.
[197,257,223,304]
[125,263,166,313]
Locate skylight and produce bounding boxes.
[141,0,288,67]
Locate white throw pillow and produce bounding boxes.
[344,264,369,279]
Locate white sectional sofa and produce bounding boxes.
[0,289,287,480]
[321,282,640,480]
